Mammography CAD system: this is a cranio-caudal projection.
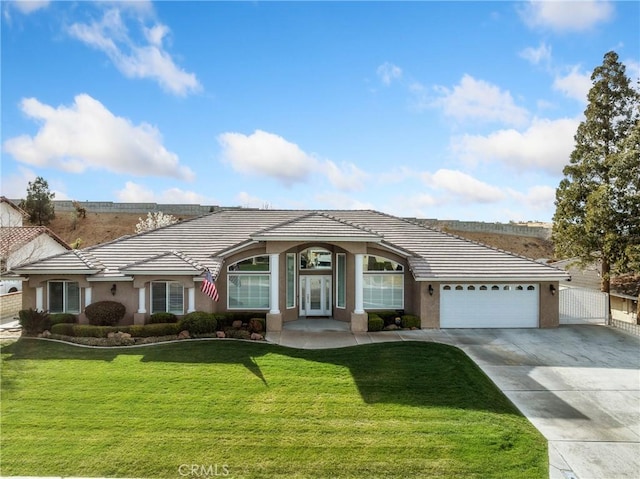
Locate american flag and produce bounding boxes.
[201,270,219,302]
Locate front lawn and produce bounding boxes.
[0,339,547,478]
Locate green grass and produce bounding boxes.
[0,339,547,478]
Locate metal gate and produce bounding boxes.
[559,287,609,324]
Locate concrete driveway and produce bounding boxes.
[268,323,640,479]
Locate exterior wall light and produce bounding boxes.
[428,284,434,296]
[111,284,117,296]
[549,284,556,296]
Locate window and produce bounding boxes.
[300,247,332,270]
[228,255,271,310]
[48,281,80,314]
[362,254,404,309]
[443,285,451,290]
[286,253,296,309]
[336,253,346,308]
[363,255,403,271]
[151,281,184,315]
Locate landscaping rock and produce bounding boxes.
[39,330,51,338]
[250,333,264,341]
[107,332,116,339]
[178,330,190,339]
[383,324,399,331]
[119,332,132,339]
[232,320,243,329]
[216,331,226,338]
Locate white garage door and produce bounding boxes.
[440,284,539,328]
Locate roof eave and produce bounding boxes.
[413,275,569,282]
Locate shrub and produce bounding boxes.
[73,325,119,338]
[367,314,384,332]
[51,323,76,336]
[148,312,178,324]
[85,301,126,326]
[178,312,217,335]
[224,328,251,340]
[128,323,180,337]
[248,318,265,333]
[402,314,421,329]
[49,313,77,325]
[18,309,50,335]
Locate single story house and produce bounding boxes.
[12,209,568,331]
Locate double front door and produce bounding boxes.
[299,275,332,316]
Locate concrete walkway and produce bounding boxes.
[268,320,640,479]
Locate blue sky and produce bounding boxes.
[1,0,638,222]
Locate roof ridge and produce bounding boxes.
[320,211,382,236]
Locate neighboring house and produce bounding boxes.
[552,258,639,324]
[0,198,71,320]
[1,196,27,227]
[12,209,568,331]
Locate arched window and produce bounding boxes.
[455,285,464,291]
[227,255,271,309]
[480,285,487,290]
[363,254,404,309]
[527,285,536,291]
[468,285,476,290]
[300,248,332,270]
[443,285,451,290]
[492,285,500,291]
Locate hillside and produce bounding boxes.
[41,211,555,260]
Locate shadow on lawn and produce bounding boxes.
[1,338,519,415]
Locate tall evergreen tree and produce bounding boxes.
[20,176,56,226]
[553,51,640,293]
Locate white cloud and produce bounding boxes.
[520,0,614,32]
[3,94,194,180]
[116,182,206,204]
[313,192,374,211]
[0,166,37,199]
[508,185,557,212]
[453,117,579,174]
[67,7,201,96]
[433,74,529,126]
[519,42,552,66]
[421,169,506,204]
[553,66,592,103]
[236,191,272,209]
[324,160,368,192]
[116,182,156,202]
[218,130,318,186]
[10,0,49,14]
[377,62,403,85]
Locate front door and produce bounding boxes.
[299,275,332,316]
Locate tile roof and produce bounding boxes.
[13,209,568,281]
[0,226,70,257]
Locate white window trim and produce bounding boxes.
[47,280,81,314]
[336,253,346,309]
[286,253,296,309]
[151,281,184,315]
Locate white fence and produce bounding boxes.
[559,287,609,324]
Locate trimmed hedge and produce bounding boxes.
[49,313,77,326]
[367,314,384,332]
[85,301,126,326]
[402,314,421,329]
[50,323,76,336]
[178,312,217,335]
[50,323,180,338]
[127,323,180,337]
[148,312,178,324]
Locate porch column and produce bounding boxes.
[270,253,280,314]
[133,286,147,325]
[354,253,364,314]
[85,287,92,307]
[187,286,196,313]
[36,286,44,311]
[137,287,146,314]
